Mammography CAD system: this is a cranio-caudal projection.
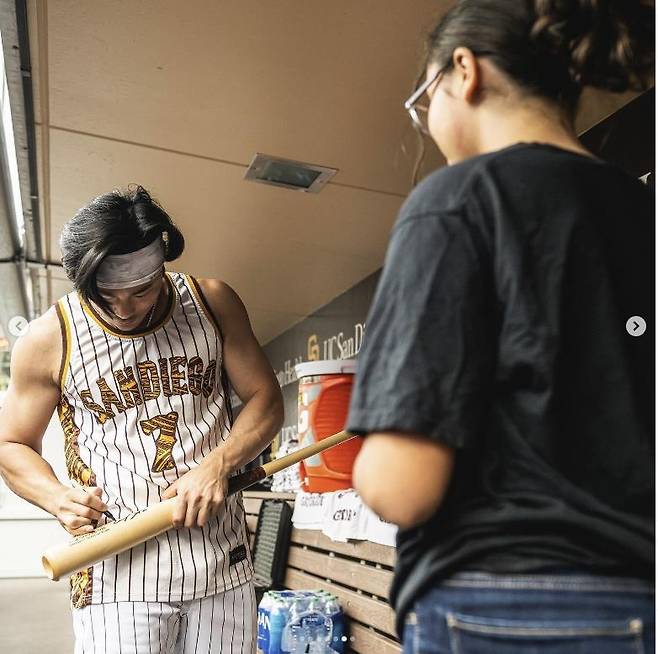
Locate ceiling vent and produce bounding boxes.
[244,153,337,193]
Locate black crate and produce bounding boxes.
[251,499,293,603]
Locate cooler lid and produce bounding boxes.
[295,359,357,378]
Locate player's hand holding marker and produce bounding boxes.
[162,450,229,529]
[52,483,109,536]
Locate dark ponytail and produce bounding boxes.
[532,0,654,94]
[59,185,185,313]
[425,0,654,115]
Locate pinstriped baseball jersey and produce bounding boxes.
[55,271,254,609]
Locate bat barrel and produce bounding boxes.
[42,498,176,581]
[41,431,356,580]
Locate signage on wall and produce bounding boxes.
[262,271,380,450]
[274,322,366,389]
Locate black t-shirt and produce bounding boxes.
[346,142,655,634]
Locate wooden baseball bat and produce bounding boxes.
[42,430,356,581]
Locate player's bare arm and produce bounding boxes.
[0,308,108,535]
[163,279,283,528]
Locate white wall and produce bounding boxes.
[0,395,70,578]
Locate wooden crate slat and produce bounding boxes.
[285,568,396,637]
[349,622,401,654]
[243,498,263,515]
[291,528,396,567]
[288,545,392,599]
[246,514,258,533]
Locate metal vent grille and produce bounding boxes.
[244,153,337,193]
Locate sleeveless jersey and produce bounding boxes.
[55,271,254,608]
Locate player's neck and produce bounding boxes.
[147,277,170,327]
[94,276,170,332]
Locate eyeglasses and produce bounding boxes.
[404,67,445,135]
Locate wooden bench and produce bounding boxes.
[243,491,401,654]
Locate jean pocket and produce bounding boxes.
[446,611,645,654]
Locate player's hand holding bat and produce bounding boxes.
[161,451,229,529]
[41,432,355,581]
[52,484,109,536]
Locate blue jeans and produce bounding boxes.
[402,572,654,653]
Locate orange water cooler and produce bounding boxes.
[294,360,362,493]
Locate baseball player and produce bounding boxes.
[0,186,283,653]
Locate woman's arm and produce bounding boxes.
[353,431,455,530]
[346,212,494,531]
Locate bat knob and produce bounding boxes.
[42,554,58,581]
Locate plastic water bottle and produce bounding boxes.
[268,596,290,654]
[306,594,332,652]
[302,591,342,653]
[306,611,332,652]
[323,595,345,653]
[282,596,333,653]
[281,596,303,653]
[257,592,274,654]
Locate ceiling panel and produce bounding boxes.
[47,0,447,197]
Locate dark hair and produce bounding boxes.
[412,0,654,182]
[59,185,185,314]
[427,0,653,112]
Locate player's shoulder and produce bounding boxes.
[20,305,61,348]
[194,278,243,309]
[193,278,249,332]
[11,305,62,387]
